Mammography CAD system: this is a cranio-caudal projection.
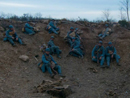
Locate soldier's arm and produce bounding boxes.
[48,41,53,47]
[49,22,57,29]
[105,47,110,56]
[14,33,18,38]
[6,31,12,38]
[67,32,70,37]
[113,47,117,55]
[75,33,80,39]
[26,23,33,29]
[37,61,43,67]
[67,31,72,37]
[73,41,80,49]
[48,42,51,47]
[92,46,96,57]
[42,55,49,64]
[101,47,105,57]
[50,41,55,47]
[51,56,57,64]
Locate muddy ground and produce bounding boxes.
[0,20,130,98]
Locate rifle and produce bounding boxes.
[96,46,102,66]
[49,61,58,75]
[97,51,100,66]
[111,37,117,62]
[66,48,72,57]
[51,65,58,75]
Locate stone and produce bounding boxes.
[109,90,114,96]
[34,26,40,32]
[19,55,29,62]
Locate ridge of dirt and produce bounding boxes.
[0,20,130,98]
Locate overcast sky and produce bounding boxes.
[0,0,124,21]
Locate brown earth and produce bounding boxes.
[0,20,130,98]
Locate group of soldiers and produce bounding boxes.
[65,27,84,58]
[92,41,120,68]
[38,20,84,78]
[3,21,36,46]
[3,19,120,78]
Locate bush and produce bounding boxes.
[118,20,129,28]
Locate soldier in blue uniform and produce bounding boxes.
[65,27,75,46]
[38,48,64,78]
[4,25,25,46]
[105,42,120,67]
[48,36,61,58]
[46,19,59,35]
[69,37,84,58]
[98,25,110,39]
[24,21,35,35]
[92,41,105,67]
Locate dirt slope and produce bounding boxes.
[0,20,130,98]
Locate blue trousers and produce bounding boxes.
[48,28,58,34]
[92,56,105,66]
[24,28,35,35]
[98,34,106,39]
[40,64,62,75]
[66,37,72,46]
[106,54,120,66]
[3,37,23,45]
[49,46,61,56]
[55,28,59,31]
[69,48,83,58]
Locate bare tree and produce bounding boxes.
[119,7,126,20]
[6,13,13,19]
[0,12,6,19]
[22,13,34,20]
[102,9,110,21]
[35,13,42,19]
[120,0,130,21]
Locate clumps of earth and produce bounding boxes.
[0,19,130,98]
[34,79,73,98]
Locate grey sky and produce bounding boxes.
[0,0,124,20]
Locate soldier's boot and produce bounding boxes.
[106,65,110,68]
[117,63,121,66]
[59,74,66,78]
[57,55,61,59]
[21,43,26,46]
[100,65,105,68]
[12,44,16,47]
[50,74,55,78]
[29,32,35,35]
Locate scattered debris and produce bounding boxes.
[87,67,98,73]
[105,90,118,97]
[34,80,73,98]
[0,26,4,32]
[41,20,49,24]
